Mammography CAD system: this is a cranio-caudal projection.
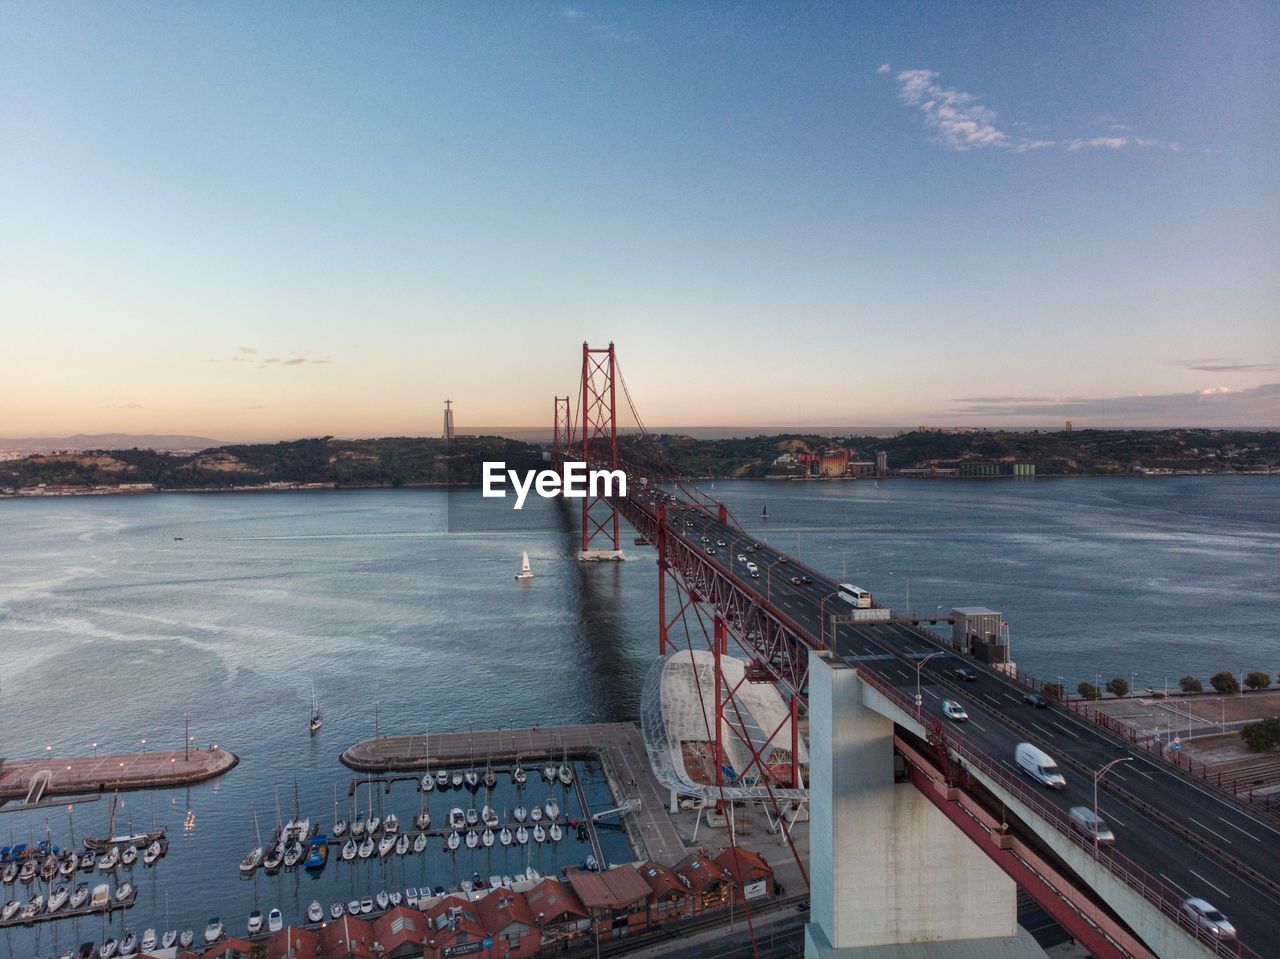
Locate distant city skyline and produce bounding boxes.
[2,2,1276,439]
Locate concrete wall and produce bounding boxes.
[807,652,1016,952]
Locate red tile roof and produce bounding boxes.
[524,877,589,924]
[422,894,487,943]
[475,888,537,935]
[264,926,319,959]
[566,866,652,910]
[674,853,732,893]
[638,861,688,901]
[714,846,773,884]
[317,913,378,959]
[372,906,427,953]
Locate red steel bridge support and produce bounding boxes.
[552,395,573,462]
[578,342,623,560]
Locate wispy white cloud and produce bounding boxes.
[884,66,1172,155]
[100,402,144,409]
[238,346,257,355]
[948,383,1280,425]
[1172,358,1280,374]
[556,6,637,43]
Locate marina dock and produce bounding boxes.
[0,747,238,806]
[342,722,687,863]
[0,886,137,930]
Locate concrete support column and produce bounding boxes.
[805,652,1018,958]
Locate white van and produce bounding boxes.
[1015,743,1066,789]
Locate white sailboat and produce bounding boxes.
[515,551,534,580]
[309,687,323,735]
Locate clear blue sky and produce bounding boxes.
[2,1,1276,438]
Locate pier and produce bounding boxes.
[342,722,686,863]
[0,886,137,930]
[0,747,238,807]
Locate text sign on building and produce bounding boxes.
[744,879,767,900]
[443,941,484,958]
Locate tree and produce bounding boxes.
[1245,671,1271,691]
[1042,682,1064,700]
[1210,671,1240,696]
[1078,681,1101,701]
[1240,717,1280,752]
[1106,677,1129,698]
[1179,676,1203,693]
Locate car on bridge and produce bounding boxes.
[1181,898,1236,940]
[1068,806,1114,844]
[942,700,968,722]
[1023,692,1050,708]
[1015,743,1066,789]
[790,576,803,585]
[953,667,977,681]
[706,548,716,555]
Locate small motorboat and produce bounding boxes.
[161,930,178,950]
[383,813,399,835]
[527,866,541,882]
[204,917,225,944]
[100,939,118,959]
[346,900,360,917]
[115,882,134,903]
[358,837,374,859]
[481,806,498,828]
[450,771,464,790]
[459,879,473,894]
[179,928,194,949]
[47,883,70,913]
[445,831,460,852]
[119,931,137,956]
[436,770,450,789]
[375,890,389,911]
[142,841,162,866]
[545,798,560,821]
[140,930,157,953]
[558,763,574,787]
[464,830,479,849]
[405,888,419,907]
[359,898,372,915]
[449,808,466,831]
[532,824,546,844]
[247,910,263,936]
[330,902,344,920]
[419,773,434,793]
[388,891,402,907]
[267,907,282,933]
[515,551,534,581]
[412,832,427,854]
[304,840,328,870]
[481,829,494,848]
[464,808,479,827]
[499,826,513,846]
[513,804,527,823]
[515,826,528,845]
[69,884,89,909]
[119,846,137,867]
[583,854,598,871]
[395,834,410,856]
[377,835,395,858]
[341,839,357,861]
[549,823,563,842]
[502,874,514,887]
[1,899,19,921]
[529,805,543,823]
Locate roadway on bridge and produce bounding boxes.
[664,501,1280,953]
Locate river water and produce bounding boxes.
[0,477,1276,956]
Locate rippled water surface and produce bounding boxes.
[0,478,1276,956]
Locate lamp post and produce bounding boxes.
[818,590,839,649]
[890,570,910,614]
[915,651,943,716]
[1093,758,1133,855]
[184,711,190,761]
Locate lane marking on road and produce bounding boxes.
[967,718,987,733]
[1124,759,1157,781]
[1000,759,1019,774]
[1217,816,1262,843]
[1099,806,1126,827]
[1108,770,1128,783]
[1186,817,1232,845]
[1159,873,1192,898]
[923,688,941,701]
[1049,721,1081,741]
[1002,693,1021,703]
[1187,868,1231,899]
[982,693,1001,706]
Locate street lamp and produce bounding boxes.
[915,651,943,716]
[890,570,910,614]
[1093,758,1133,855]
[818,590,840,649]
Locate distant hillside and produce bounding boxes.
[0,433,227,452]
[0,436,546,491]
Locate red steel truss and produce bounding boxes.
[580,342,620,553]
[552,395,573,462]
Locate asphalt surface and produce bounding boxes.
[652,499,1280,954]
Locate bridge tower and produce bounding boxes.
[578,342,624,561]
[552,396,573,462]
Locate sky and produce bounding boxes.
[1,1,1277,440]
